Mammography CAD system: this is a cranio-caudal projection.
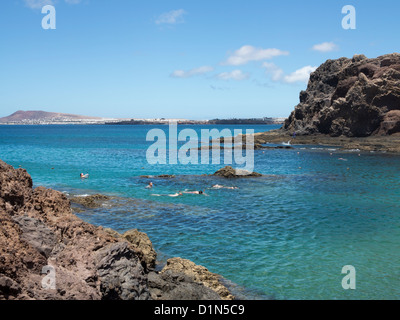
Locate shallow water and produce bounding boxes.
[1,124,399,300]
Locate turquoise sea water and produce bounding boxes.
[0,124,399,300]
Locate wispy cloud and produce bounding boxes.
[215,70,250,81]
[24,0,53,9]
[170,66,214,78]
[312,42,339,53]
[24,0,82,9]
[223,45,289,66]
[263,62,284,82]
[263,63,316,84]
[156,9,186,25]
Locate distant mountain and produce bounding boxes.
[0,110,101,124]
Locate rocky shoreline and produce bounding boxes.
[0,159,234,300]
[248,130,400,153]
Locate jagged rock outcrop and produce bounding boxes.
[0,160,149,300]
[0,160,233,300]
[284,53,400,137]
[122,229,157,270]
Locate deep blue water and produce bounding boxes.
[0,124,399,300]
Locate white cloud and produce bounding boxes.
[24,0,53,9]
[312,42,339,52]
[170,66,214,78]
[263,62,284,82]
[283,66,317,84]
[263,63,316,84]
[223,45,289,66]
[216,70,250,81]
[156,9,186,25]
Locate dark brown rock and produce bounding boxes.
[96,242,149,300]
[148,270,221,300]
[283,53,400,137]
[161,257,234,300]
[123,229,157,270]
[377,110,400,135]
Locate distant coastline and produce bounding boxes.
[106,117,286,126]
[0,110,286,126]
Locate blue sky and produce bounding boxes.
[0,0,399,119]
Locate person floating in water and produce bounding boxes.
[146,182,153,189]
[211,185,238,190]
[80,173,89,179]
[152,192,183,197]
[183,190,206,195]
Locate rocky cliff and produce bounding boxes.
[283,53,400,137]
[0,160,233,300]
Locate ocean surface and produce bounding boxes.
[1,124,399,300]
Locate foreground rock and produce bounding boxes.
[283,53,400,138]
[161,258,235,300]
[0,160,233,300]
[148,271,221,300]
[213,166,262,178]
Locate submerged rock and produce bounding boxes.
[69,194,111,209]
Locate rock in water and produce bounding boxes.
[283,53,400,137]
[69,194,111,209]
[213,166,262,178]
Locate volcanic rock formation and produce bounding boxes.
[283,53,400,137]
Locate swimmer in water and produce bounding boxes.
[183,190,206,195]
[211,185,238,190]
[168,192,183,197]
[146,182,153,189]
[80,173,89,179]
[152,192,183,197]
